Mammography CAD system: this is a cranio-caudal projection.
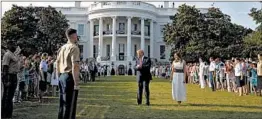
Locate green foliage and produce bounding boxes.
[242,7,262,58]
[164,4,253,62]
[249,8,262,31]
[1,5,69,55]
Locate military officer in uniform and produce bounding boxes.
[56,28,80,119]
[2,41,21,118]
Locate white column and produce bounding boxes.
[89,19,94,58]
[127,16,132,61]
[97,17,103,62]
[150,20,154,58]
[111,16,117,61]
[140,18,145,51]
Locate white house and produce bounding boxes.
[55,1,208,74]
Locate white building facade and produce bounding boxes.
[56,1,207,74]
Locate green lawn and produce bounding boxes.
[13,76,262,119]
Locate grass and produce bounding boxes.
[13,76,262,119]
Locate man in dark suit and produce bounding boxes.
[88,61,97,82]
[134,49,152,106]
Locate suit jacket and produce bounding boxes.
[88,63,97,75]
[134,56,152,82]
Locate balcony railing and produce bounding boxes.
[116,55,127,61]
[131,31,141,35]
[104,30,112,35]
[101,56,110,61]
[116,30,125,34]
[93,31,149,36]
[94,31,99,36]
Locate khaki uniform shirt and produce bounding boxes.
[2,50,20,74]
[258,62,262,76]
[57,42,80,73]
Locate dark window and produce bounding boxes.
[94,25,99,35]
[134,24,137,31]
[119,23,125,31]
[106,24,110,31]
[160,45,165,59]
[79,45,83,60]
[148,45,150,57]
[93,45,96,58]
[79,45,83,53]
[134,45,137,57]
[106,44,110,57]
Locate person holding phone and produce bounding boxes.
[56,28,80,119]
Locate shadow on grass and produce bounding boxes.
[103,106,262,119]
[151,103,262,109]
[188,103,262,109]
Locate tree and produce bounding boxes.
[243,7,262,58]
[163,4,252,62]
[1,5,69,55]
[163,4,207,62]
[249,8,262,31]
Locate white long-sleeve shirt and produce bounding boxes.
[234,63,242,76]
[209,61,216,72]
[199,62,205,75]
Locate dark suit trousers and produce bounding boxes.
[1,73,17,118]
[58,73,78,119]
[89,72,96,82]
[137,79,150,104]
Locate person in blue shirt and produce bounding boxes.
[250,62,258,96]
[215,58,225,90]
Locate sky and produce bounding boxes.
[1,1,261,30]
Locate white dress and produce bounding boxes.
[199,62,205,88]
[172,61,186,102]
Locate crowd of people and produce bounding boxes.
[1,51,59,103]
[1,39,261,119]
[151,56,262,97]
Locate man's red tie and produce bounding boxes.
[140,58,142,66]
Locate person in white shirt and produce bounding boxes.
[234,58,245,96]
[241,59,249,95]
[209,57,216,91]
[39,53,48,102]
[218,61,225,90]
[203,63,209,87]
[155,67,159,78]
[199,58,205,89]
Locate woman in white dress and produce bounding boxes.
[170,52,186,104]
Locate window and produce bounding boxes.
[134,24,137,31]
[93,45,97,58]
[77,24,84,36]
[119,23,125,31]
[134,45,137,57]
[145,25,149,36]
[79,45,83,60]
[106,24,110,31]
[160,25,165,36]
[94,25,99,35]
[160,45,165,59]
[119,44,125,53]
[148,45,150,57]
[106,44,110,57]
[79,45,83,53]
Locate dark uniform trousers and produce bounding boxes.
[1,73,18,118]
[58,73,78,119]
